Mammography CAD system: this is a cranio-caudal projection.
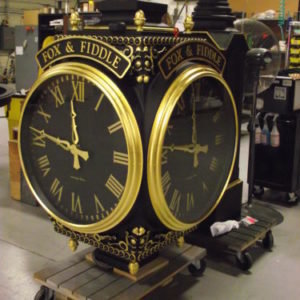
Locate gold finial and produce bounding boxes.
[177,236,185,248]
[70,11,81,31]
[129,262,140,275]
[68,238,79,252]
[134,10,146,32]
[184,15,194,34]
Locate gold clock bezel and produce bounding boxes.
[19,62,143,234]
[147,65,238,231]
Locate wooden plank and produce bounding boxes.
[34,248,92,283]
[59,267,103,298]
[229,231,254,242]
[114,256,169,281]
[233,227,258,238]
[112,246,205,300]
[89,277,134,300]
[46,260,93,291]
[159,243,191,259]
[73,272,119,300]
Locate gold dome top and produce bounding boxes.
[184,15,194,34]
[134,10,146,32]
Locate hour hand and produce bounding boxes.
[163,144,194,154]
[71,100,79,145]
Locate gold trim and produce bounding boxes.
[226,179,242,191]
[147,65,239,231]
[84,25,176,33]
[36,36,132,79]
[19,62,143,234]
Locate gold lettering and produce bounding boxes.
[37,155,51,177]
[108,121,123,134]
[30,126,46,148]
[72,192,83,214]
[49,85,64,108]
[162,149,168,165]
[37,105,51,124]
[105,51,113,64]
[209,157,218,172]
[187,192,195,212]
[94,194,105,214]
[105,175,124,199]
[50,178,63,202]
[112,56,121,69]
[71,79,85,102]
[170,189,181,216]
[80,41,87,53]
[95,93,104,112]
[99,47,108,60]
[91,43,100,56]
[162,171,171,196]
[113,151,129,166]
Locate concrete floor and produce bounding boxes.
[0,107,300,299]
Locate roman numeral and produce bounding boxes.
[187,192,195,212]
[50,178,63,202]
[72,192,83,214]
[202,181,208,192]
[162,171,171,196]
[94,93,104,112]
[167,125,173,136]
[37,105,51,124]
[169,189,181,216]
[49,85,64,108]
[209,157,218,172]
[192,82,201,102]
[71,79,85,103]
[108,121,123,134]
[37,155,51,177]
[94,194,105,214]
[161,149,168,165]
[177,96,186,111]
[30,126,46,148]
[105,175,124,199]
[215,134,224,146]
[113,151,128,166]
[213,111,221,123]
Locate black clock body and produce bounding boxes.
[20,15,248,273]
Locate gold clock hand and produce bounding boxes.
[193,144,208,168]
[192,88,198,146]
[71,100,79,145]
[163,144,194,154]
[29,127,89,170]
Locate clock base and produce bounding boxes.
[92,248,159,275]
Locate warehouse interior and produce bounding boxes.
[1,1,300,299]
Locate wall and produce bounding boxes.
[229,0,299,17]
[0,0,196,75]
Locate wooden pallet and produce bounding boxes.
[186,202,282,270]
[34,244,206,300]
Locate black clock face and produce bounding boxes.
[20,72,130,226]
[161,76,237,224]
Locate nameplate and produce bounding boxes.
[158,41,226,79]
[36,36,131,78]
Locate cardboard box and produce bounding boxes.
[24,10,40,25]
[9,140,21,201]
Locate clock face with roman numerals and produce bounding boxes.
[19,63,143,233]
[148,65,238,231]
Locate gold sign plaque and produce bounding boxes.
[36,36,131,79]
[158,41,226,79]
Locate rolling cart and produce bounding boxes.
[252,75,300,203]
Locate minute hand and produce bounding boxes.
[43,132,89,170]
[163,144,208,154]
[30,127,89,170]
